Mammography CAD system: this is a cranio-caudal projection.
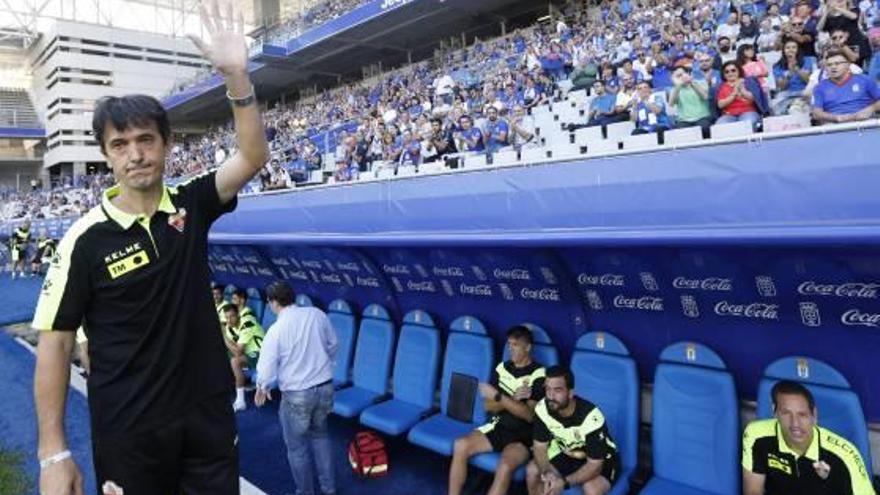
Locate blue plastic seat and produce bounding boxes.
[246,287,264,322]
[327,299,357,388]
[408,316,494,456]
[332,304,395,418]
[295,293,313,307]
[261,304,277,329]
[560,332,639,495]
[471,323,560,480]
[755,356,873,471]
[360,310,441,435]
[223,284,235,298]
[641,342,739,495]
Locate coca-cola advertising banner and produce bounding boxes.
[210,244,880,421]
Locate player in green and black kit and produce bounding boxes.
[222,303,265,412]
[448,325,546,495]
[10,220,31,278]
[527,365,620,495]
[31,230,57,275]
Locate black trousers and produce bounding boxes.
[92,393,239,495]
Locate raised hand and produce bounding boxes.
[188,0,248,77]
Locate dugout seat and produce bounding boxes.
[328,299,357,388]
[261,303,277,329]
[332,304,395,417]
[295,293,313,307]
[755,356,873,471]
[564,332,639,495]
[360,310,441,435]
[640,342,740,495]
[246,287,264,321]
[408,316,494,456]
[470,323,560,480]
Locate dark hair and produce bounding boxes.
[637,79,654,89]
[718,36,731,43]
[823,47,848,62]
[265,280,295,307]
[430,117,443,126]
[223,304,239,314]
[92,95,170,154]
[232,288,248,300]
[775,39,805,71]
[545,365,575,390]
[506,325,533,345]
[721,60,744,78]
[771,380,816,411]
[735,44,756,66]
[212,285,223,293]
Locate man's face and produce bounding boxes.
[719,38,731,52]
[637,82,652,98]
[775,393,816,449]
[102,121,166,191]
[431,121,441,133]
[825,55,850,79]
[487,108,498,121]
[544,376,573,412]
[460,117,472,130]
[225,309,240,328]
[507,336,531,363]
[231,293,246,308]
[831,30,849,46]
[212,288,223,304]
[728,13,738,25]
[623,76,635,89]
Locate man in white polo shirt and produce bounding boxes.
[255,281,338,495]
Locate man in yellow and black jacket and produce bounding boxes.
[743,380,875,495]
[212,284,233,329]
[526,365,620,495]
[448,325,546,495]
[31,231,57,275]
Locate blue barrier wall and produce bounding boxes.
[209,128,880,421]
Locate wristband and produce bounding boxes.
[227,85,256,107]
[39,449,71,470]
[493,392,502,402]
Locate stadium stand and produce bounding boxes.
[0,88,39,128]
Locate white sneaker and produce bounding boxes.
[232,400,247,412]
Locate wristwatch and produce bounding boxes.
[227,85,256,107]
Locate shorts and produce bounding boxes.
[11,248,22,262]
[550,452,620,486]
[478,421,533,451]
[92,393,239,495]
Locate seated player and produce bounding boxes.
[743,380,875,495]
[448,325,546,495]
[222,304,265,412]
[212,283,233,328]
[526,365,620,495]
[31,231,56,276]
[230,287,256,320]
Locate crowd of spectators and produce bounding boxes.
[0,174,112,222]
[6,0,880,220]
[263,0,368,46]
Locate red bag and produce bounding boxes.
[348,430,389,478]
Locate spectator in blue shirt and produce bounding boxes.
[812,49,880,123]
[630,80,672,141]
[772,40,814,114]
[455,114,486,152]
[482,106,510,153]
[578,81,621,129]
[399,130,422,167]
